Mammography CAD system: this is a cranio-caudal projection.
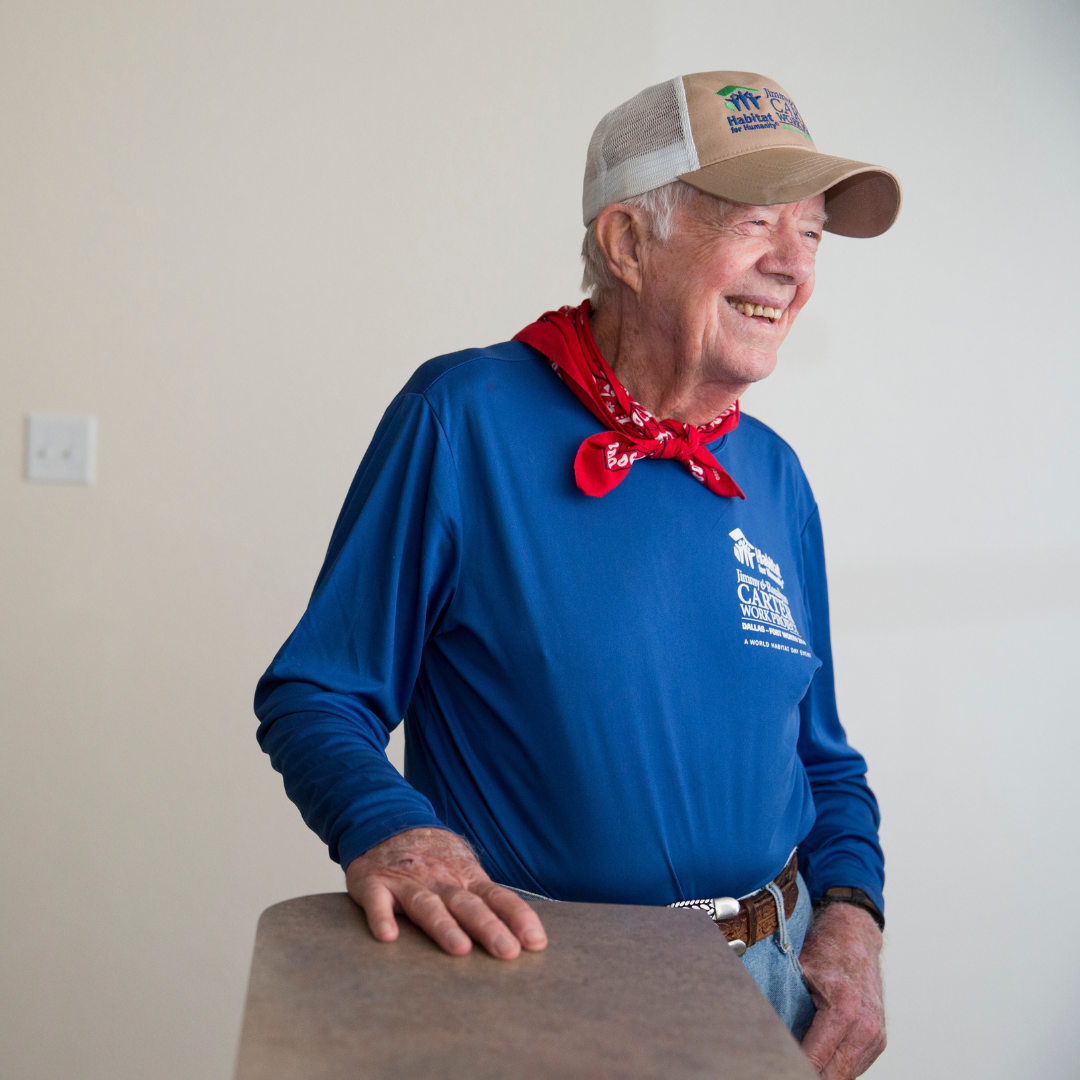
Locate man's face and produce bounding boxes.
[640,193,826,388]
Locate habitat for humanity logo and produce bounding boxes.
[716,85,813,141]
[729,528,809,650]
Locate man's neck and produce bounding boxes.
[588,298,746,426]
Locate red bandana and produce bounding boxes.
[514,301,745,499]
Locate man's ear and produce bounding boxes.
[593,204,650,296]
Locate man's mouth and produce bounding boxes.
[727,298,784,324]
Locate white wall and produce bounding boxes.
[0,2,1076,1078]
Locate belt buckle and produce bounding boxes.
[711,897,746,956]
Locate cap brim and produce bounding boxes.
[678,146,902,238]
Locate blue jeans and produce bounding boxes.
[740,872,817,1039]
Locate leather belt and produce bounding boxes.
[669,851,799,955]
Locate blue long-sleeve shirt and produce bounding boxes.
[255,340,884,913]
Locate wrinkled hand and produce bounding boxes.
[798,903,886,1078]
[345,827,548,959]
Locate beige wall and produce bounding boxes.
[1,2,1077,1078]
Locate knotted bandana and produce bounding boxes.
[514,301,745,499]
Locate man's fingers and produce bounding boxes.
[799,1006,848,1074]
[818,1025,887,1080]
[352,880,400,943]
[344,834,547,961]
[443,887,524,959]
[802,1005,886,1079]
[818,1042,863,1080]
[818,1042,854,1080]
[474,882,548,951]
[396,884,473,955]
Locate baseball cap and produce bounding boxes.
[583,71,901,238]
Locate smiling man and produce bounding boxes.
[255,71,901,1079]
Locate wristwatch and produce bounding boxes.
[812,887,885,931]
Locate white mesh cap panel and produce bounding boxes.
[582,77,700,225]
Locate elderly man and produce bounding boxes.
[255,71,900,1078]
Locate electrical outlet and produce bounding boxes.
[26,414,97,484]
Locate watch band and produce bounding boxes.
[812,887,885,931]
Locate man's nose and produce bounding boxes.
[758,227,816,284]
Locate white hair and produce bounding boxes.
[580,180,721,305]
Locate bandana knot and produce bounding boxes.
[658,423,701,463]
[514,302,745,500]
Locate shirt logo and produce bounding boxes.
[729,527,783,587]
[729,528,810,654]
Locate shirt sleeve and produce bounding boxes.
[795,507,886,916]
[254,390,462,871]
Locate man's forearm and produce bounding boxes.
[256,705,444,868]
[797,771,885,917]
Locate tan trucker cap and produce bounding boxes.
[583,71,901,238]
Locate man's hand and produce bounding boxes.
[345,827,548,960]
[798,902,886,1078]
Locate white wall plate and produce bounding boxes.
[26,414,98,484]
